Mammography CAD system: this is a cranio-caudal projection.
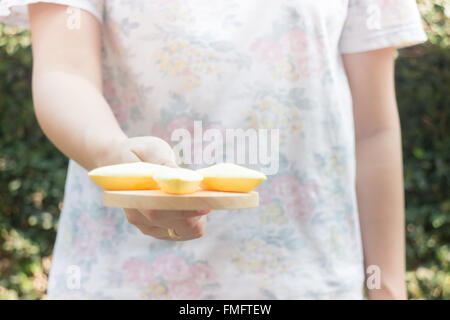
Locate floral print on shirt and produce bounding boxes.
[0,0,426,299]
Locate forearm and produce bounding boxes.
[32,69,128,171]
[356,126,407,299]
[27,3,129,171]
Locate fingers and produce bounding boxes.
[124,208,149,226]
[125,207,211,226]
[139,209,211,224]
[163,215,207,239]
[126,136,178,167]
[139,209,209,240]
[136,215,207,241]
[125,209,171,240]
[133,224,172,240]
[123,208,210,241]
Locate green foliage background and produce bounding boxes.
[0,0,448,299]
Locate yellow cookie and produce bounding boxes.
[153,167,203,195]
[88,162,165,191]
[196,163,267,193]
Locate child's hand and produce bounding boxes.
[109,136,211,241]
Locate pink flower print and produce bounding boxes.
[189,262,216,284]
[286,198,312,221]
[76,212,91,231]
[76,212,98,234]
[250,38,283,63]
[285,182,319,222]
[181,66,193,76]
[295,55,310,74]
[109,99,129,126]
[281,29,326,77]
[153,0,177,4]
[270,176,318,221]
[269,175,301,201]
[167,116,195,135]
[153,254,189,280]
[382,0,397,9]
[151,123,166,140]
[122,258,154,284]
[74,233,98,259]
[103,79,117,99]
[169,279,202,299]
[153,117,195,143]
[123,82,140,107]
[97,216,116,240]
[281,29,308,56]
[257,185,273,206]
[126,89,139,106]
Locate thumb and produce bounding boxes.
[126,136,178,167]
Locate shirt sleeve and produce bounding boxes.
[339,0,427,54]
[0,0,104,29]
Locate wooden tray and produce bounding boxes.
[102,190,259,210]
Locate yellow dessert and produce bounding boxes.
[196,163,267,193]
[88,162,165,190]
[153,167,203,195]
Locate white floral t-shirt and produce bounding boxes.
[1,0,426,299]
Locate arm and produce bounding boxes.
[342,47,407,299]
[28,3,210,241]
[28,3,129,171]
